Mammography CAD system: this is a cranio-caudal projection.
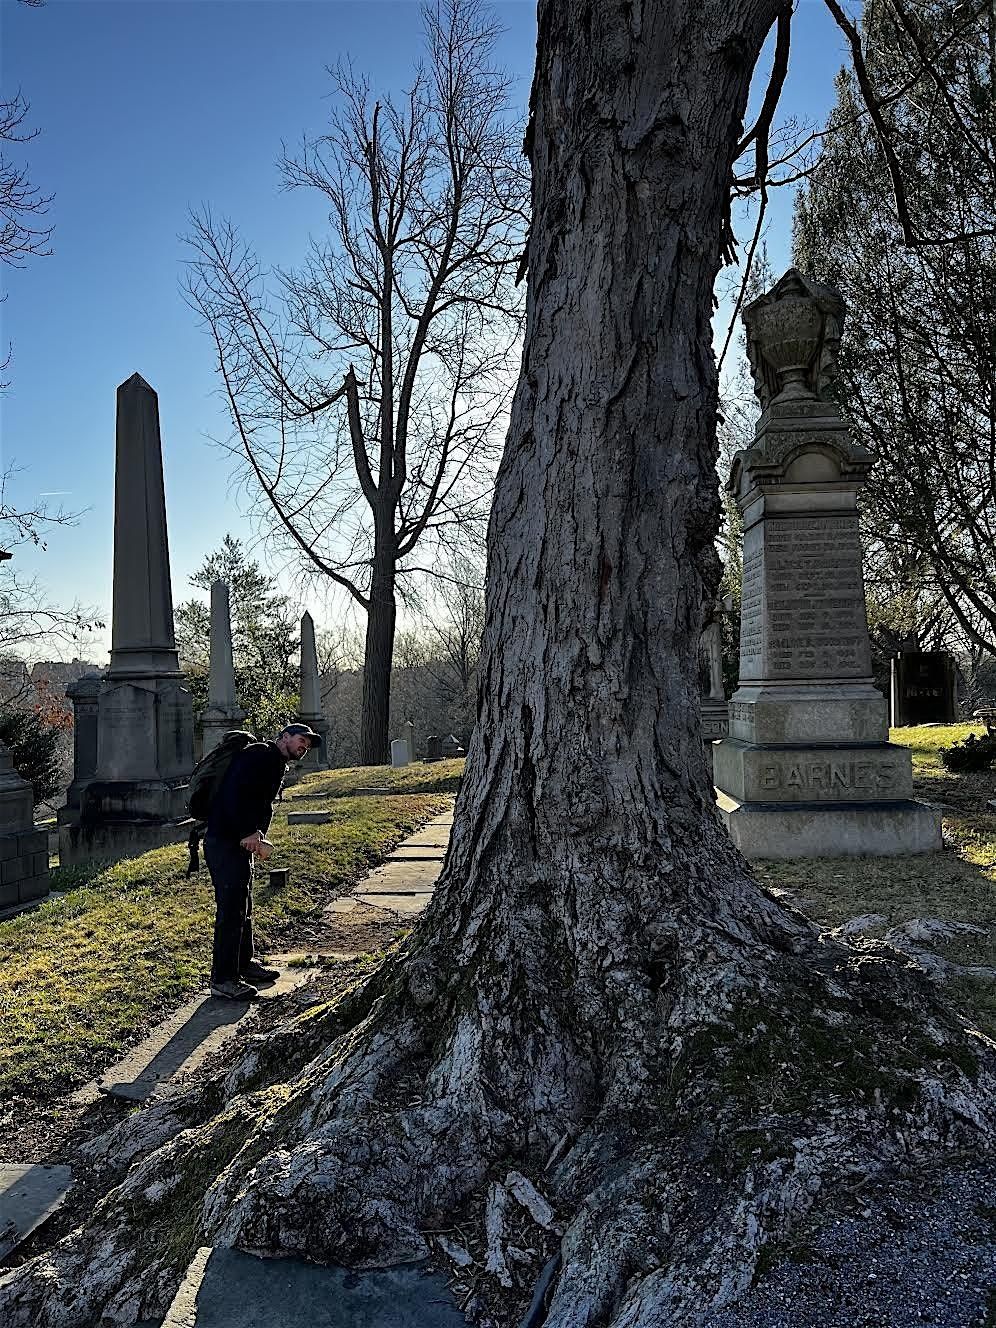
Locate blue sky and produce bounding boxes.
[1,0,850,662]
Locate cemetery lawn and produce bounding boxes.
[755,724,996,1039]
[0,786,451,1106]
[285,757,465,799]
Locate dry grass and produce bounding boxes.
[0,786,450,1103]
[755,724,996,1038]
[285,758,464,800]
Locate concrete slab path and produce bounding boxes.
[159,1246,466,1328]
[0,1164,73,1260]
[73,966,317,1106]
[329,810,452,921]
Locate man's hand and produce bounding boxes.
[239,831,263,855]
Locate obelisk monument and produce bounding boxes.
[200,580,246,754]
[297,610,329,772]
[61,374,195,863]
[712,271,940,858]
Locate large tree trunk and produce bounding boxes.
[4,5,995,1327]
[359,536,397,765]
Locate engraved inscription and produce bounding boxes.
[760,760,897,795]
[762,515,869,679]
[739,533,763,673]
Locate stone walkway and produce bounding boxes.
[153,1246,466,1328]
[329,807,452,918]
[0,808,454,1278]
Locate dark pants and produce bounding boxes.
[204,835,255,983]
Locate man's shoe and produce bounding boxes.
[210,979,258,1000]
[241,960,280,984]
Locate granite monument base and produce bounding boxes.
[712,737,916,804]
[716,790,942,859]
[0,826,49,913]
[701,700,729,752]
[59,778,193,866]
[59,815,194,867]
[200,708,248,758]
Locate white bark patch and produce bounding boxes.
[436,1235,474,1267]
[484,1181,514,1287]
[505,1169,561,1232]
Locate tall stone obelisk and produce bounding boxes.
[61,374,195,864]
[200,580,246,754]
[297,610,329,772]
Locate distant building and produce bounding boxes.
[29,659,105,695]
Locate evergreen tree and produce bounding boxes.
[794,1,996,657]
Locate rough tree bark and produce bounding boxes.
[3,3,995,1326]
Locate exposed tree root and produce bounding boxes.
[3,872,993,1328]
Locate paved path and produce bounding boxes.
[329,808,452,918]
[156,1246,465,1328]
[0,1164,73,1260]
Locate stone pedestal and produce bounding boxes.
[60,375,194,865]
[201,580,246,754]
[296,611,330,773]
[701,699,729,747]
[0,742,48,913]
[59,671,103,814]
[713,269,940,859]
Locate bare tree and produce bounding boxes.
[7,4,996,1327]
[185,0,527,765]
[1,1,54,387]
[0,468,102,656]
[389,551,485,750]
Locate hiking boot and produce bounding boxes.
[241,959,280,984]
[210,978,258,1000]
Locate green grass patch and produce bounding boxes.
[0,789,449,1103]
[286,758,465,799]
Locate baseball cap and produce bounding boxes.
[281,723,323,747]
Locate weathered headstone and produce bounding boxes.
[700,598,730,750]
[0,739,48,913]
[424,735,442,763]
[713,270,941,858]
[390,738,410,768]
[200,581,246,754]
[890,651,957,726]
[60,375,195,865]
[401,718,416,763]
[440,734,464,759]
[60,670,103,812]
[296,611,330,773]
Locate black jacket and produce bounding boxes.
[206,742,286,844]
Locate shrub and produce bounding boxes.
[0,705,67,804]
[940,732,996,773]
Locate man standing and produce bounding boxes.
[205,722,322,999]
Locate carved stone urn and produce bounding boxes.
[744,267,844,408]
